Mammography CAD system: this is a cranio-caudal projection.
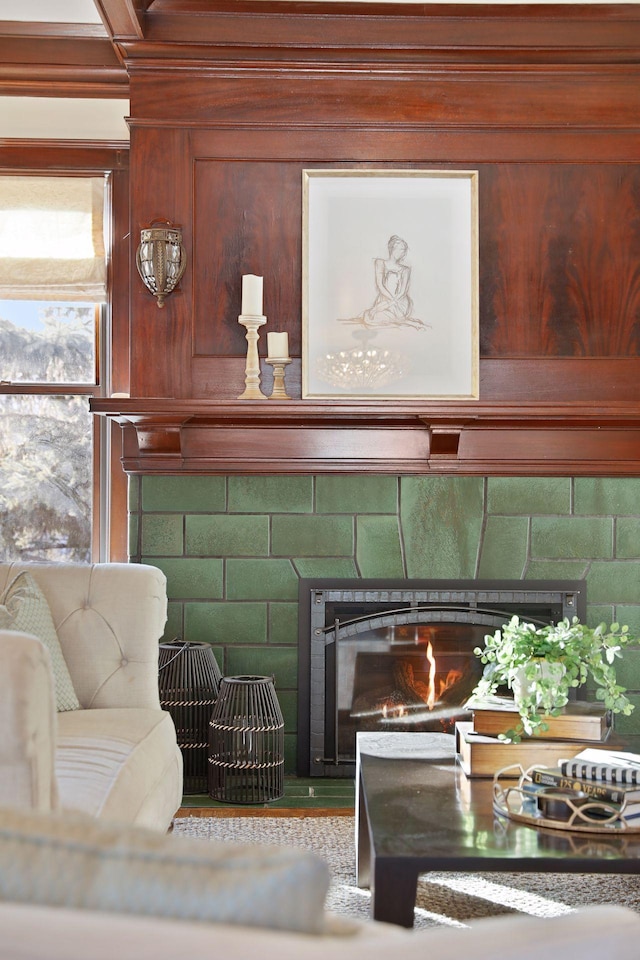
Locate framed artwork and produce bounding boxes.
[302,169,479,400]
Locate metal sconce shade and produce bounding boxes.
[136,218,187,307]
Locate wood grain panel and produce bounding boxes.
[134,1,640,60]
[130,70,640,130]
[129,126,193,397]
[193,160,301,357]
[481,165,640,357]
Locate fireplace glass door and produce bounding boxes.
[298,579,585,777]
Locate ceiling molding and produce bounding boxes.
[93,0,147,40]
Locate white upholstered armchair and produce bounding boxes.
[0,562,182,831]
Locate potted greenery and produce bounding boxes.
[470,615,635,742]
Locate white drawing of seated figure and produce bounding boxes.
[341,235,430,331]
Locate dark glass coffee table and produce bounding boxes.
[356,731,640,928]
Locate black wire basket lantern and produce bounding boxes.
[158,640,222,794]
[208,675,285,804]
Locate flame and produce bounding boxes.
[380,701,406,719]
[426,641,436,710]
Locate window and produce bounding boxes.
[0,175,108,563]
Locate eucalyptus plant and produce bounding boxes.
[470,615,635,742]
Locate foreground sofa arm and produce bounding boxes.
[0,632,58,812]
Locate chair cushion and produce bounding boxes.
[55,708,180,826]
[0,808,330,935]
[0,573,79,712]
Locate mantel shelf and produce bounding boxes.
[91,399,640,476]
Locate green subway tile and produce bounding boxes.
[185,515,269,557]
[142,476,226,512]
[226,559,298,600]
[228,476,313,514]
[588,561,640,604]
[477,516,528,579]
[209,645,226,675]
[128,514,139,560]
[277,690,298,733]
[162,601,183,642]
[356,516,404,578]
[184,602,267,645]
[400,476,484,578]
[613,648,640,689]
[308,784,355,799]
[148,558,223,600]
[128,475,140,512]
[574,478,640,516]
[316,476,397,514]
[487,477,571,516]
[284,734,297,775]
[586,605,615,630]
[224,646,298,688]
[141,514,184,556]
[616,518,640,559]
[269,603,299,645]
[531,517,613,559]
[615,606,640,638]
[611,694,640,735]
[525,560,589,581]
[272,515,353,557]
[292,558,358,579]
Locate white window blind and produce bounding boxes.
[0,176,106,301]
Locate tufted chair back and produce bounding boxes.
[0,563,167,711]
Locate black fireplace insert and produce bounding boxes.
[297,578,586,777]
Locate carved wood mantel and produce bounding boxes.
[91,397,640,476]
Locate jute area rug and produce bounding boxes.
[172,814,640,930]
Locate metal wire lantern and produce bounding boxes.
[208,675,285,804]
[136,218,187,307]
[158,640,222,794]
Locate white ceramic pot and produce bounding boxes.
[511,659,566,709]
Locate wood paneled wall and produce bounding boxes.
[124,4,640,401]
[99,3,640,474]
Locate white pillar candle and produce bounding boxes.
[241,274,263,316]
[267,331,289,359]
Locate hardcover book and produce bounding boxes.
[454,721,610,779]
[528,765,640,803]
[560,748,640,785]
[469,697,612,742]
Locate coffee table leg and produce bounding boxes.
[356,765,370,887]
[372,859,419,928]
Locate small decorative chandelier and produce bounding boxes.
[316,346,404,390]
[136,218,187,307]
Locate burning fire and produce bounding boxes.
[420,643,463,712]
[426,641,436,710]
[381,702,407,719]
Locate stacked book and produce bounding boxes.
[523,749,640,823]
[455,696,613,778]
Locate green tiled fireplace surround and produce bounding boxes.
[129,475,640,773]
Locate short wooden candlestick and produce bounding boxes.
[237,314,267,400]
[266,358,292,399]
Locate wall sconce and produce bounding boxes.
[136,218,187,308]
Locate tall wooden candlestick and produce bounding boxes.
[237,314,267,400]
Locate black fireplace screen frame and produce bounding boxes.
[297,578,586,777]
